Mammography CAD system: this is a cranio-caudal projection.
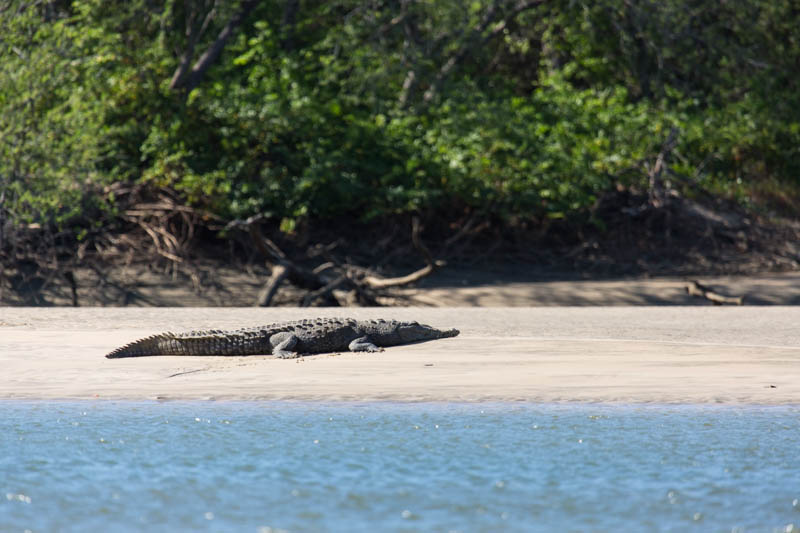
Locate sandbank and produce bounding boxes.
[1,307,799,404]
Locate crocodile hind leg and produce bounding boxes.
[348,336,383,353]
[269,332,300,359]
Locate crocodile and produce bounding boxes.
[105,317,459,359]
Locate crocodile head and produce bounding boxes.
[399,321,459,342]
[366,320,459,346]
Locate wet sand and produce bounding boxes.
[2,307,799,404]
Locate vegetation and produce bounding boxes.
[1,0,799,291]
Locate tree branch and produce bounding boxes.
[422,0,546,103]
[362,217,444,289]
[169,0,216,90]
[280,0,299,52]
[256,264,288,307]
[170,0,260,92]
[686,280,744,305]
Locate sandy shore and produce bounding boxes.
[2,307,799,404]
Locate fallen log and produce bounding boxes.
[686,280,744,305]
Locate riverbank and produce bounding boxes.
[3,264,800,306]
[2,307,798,403]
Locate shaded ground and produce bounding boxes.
[2,190,799,306]
[416,271,800,306]
[1,261,798,307]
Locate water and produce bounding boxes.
[1,402,799,532]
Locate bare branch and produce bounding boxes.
[647,127,680,206]
[362,217,444,289]
[301,276,346,307]
[280,0,299,51]
[422,0,546,103]
[169,1,207,90]
[256,264,288,307]
[171,0,260,92]
[397,70,417,108]
[686,280,744,305]
[362,262,442,289]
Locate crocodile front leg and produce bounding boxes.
[269,332,300,358]
[348,336,383,353]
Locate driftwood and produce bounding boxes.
[256,264,288,307]
[226,214,331,306]
[362,217,445,289]
[686,280,744,305]
[227,215,445,307]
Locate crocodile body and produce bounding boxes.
[105,318,459,359]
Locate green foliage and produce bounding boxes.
[1,3,105,224]
[1,0,798,234]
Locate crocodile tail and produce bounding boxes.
[105,333,178,358]
[105,329,271,358]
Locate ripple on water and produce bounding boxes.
[0,401,798,532]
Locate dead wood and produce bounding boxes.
[686,280,744,305]
[227,215,338,306]
[229,215,330,297]
[256,264,288,307]
[301,275,346,307]
[362,217,444,289]
[226,214,447,306]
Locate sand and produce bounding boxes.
[2,307,799,404]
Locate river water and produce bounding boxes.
[1,401,798,532]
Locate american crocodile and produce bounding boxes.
[105,318,459,359]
